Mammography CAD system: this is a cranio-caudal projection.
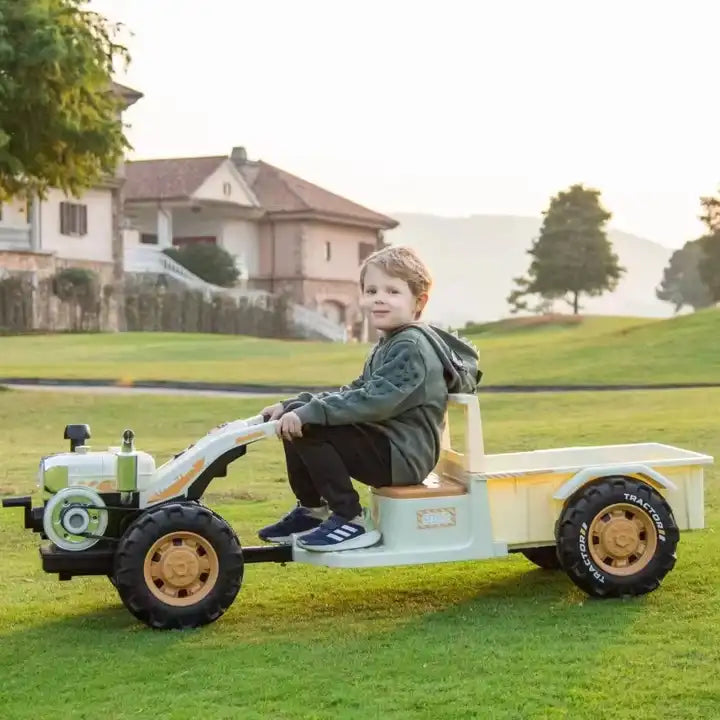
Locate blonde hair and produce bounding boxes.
[359,245,433,300]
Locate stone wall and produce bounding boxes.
[123,274,291,338]
[0,252,331,340]
[0,273,34,332]
[0,249,55,275]
[0,251,117,332]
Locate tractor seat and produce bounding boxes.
[372,472,467,499]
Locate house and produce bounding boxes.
[123,147,398,333]
[0,82,143,330]
[123,154,264,276]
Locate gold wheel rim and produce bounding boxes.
[588,502,658,576]
[143,531,219,607]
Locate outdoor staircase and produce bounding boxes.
[124,245,347,342]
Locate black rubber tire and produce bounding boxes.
[556,476,679,598]
[113,503,244,629]
[521,546,562,570]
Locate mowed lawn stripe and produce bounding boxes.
[1,309,718,387]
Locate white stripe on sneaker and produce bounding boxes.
[341,525,359,534]
[298,528,382,552]
[327,532,344,541]
[334,528,351,538]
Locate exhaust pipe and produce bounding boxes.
[2,496,45,533]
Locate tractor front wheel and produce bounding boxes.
[114,503,243,629]
[556,476,679,598]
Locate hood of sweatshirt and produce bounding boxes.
[386,322,482,394]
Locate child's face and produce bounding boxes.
[361,264,427,331]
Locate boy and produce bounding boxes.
[258,245,480,552]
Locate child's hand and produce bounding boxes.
[261,402,284,421]
[276,411,303,440]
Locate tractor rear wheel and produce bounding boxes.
[556,476,679,598]
[521,546,562,570]
[114,503,243,629]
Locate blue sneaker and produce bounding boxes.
[296,513,381,552]
[258,505,328,544]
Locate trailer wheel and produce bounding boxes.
[114,503,243,629]
[521,546,561,570]
[556,476,679,598]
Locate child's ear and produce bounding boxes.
[415,292,429,318]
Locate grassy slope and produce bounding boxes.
[0,388,718,719]
[1,310,718,387]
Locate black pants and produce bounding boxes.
[283,422,393,520]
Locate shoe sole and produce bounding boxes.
[297,529,382,552]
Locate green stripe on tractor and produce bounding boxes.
[116,454,138,493]
[44,466,68,493]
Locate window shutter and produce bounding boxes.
[59,201,89,235]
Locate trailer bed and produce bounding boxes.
[483,442,713,478]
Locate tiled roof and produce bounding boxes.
[125,151,398,230]
[239,161,398,229]
[125,156,226,201]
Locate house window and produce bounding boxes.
[222,182,232,197]
[173,236,217,247]
[325,241,331,261]
[59,202,88,236]
[358,242,375,264]
[140,233,158,245]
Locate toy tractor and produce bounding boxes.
[2,394,713,630]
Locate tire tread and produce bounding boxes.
[113,503,243,629]
[556,476,678,598]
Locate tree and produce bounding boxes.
[700,194,720,233]
[699,235,720,302]
[0,0,130,200]
[655,240,713,312]
[507,184,625,315]
[164,244,240,288]
[698,193,720,303]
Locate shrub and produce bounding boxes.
[163,244,240,287]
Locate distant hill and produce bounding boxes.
[386,213,676,327]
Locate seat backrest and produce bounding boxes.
[439,394,485,475]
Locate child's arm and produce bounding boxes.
[293,340,426,426]
[281,377,365,410]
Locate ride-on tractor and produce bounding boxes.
[2,394,713,629]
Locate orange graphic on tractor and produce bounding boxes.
[236,431,265,444]
[148,458,205,503]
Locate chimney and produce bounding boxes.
[231,146,248,165]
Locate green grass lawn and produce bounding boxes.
[1,309,718,388]
[0,387,718,719]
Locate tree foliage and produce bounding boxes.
[163,244,240,288]
[697,194,720,303]
[507,184,625,315]
[0,0,130,200]
[655,240,713,312]
[51,267,97,306]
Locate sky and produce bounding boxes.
[89,0,720,249]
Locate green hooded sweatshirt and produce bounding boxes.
[285,323,481,486]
